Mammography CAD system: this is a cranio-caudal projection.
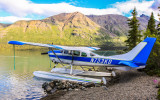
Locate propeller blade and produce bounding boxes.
[41,52,48,55]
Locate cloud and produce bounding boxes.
[0,0,121,17]
[114,0,159,20]
[0,0,159,23]
[115,0,153,14]
[151,0,160,10]
[0,16,31,23]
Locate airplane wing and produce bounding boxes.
[8,41,100,51]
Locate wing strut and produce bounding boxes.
[50,48,64,67]
[13,45,16,70]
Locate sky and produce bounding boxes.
[0,0,159,23]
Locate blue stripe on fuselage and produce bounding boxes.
[49,54,120,65]
[48,50,146,66]
[48,50,61,53]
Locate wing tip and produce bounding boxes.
[8,41,25,45]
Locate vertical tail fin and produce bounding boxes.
[133,37,156,64]
[109,37,156,65]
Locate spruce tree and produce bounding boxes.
[157,23,160,35]
[147,12,157,35]
[144,10,160,76]
[125,8,141,50]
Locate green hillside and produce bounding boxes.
[0,12,127,50]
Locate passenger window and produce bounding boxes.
[73,51,80,56]
[81,52,87,57]
[68,50,73,55]
[64,50,68,54]
[90,53,95,56]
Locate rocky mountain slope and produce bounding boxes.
[0,12,158,48]
[87,14,159,36]
[0,12,108,46]
[0,23,10,30]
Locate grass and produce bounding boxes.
[0,21,126,50]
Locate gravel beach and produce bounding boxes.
[41,70,159,100]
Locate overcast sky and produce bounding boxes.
[0,0,159,23]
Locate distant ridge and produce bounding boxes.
[87,14,159,36]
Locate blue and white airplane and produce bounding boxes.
[8,37,156,76]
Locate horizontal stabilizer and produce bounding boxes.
[118,61,139,68]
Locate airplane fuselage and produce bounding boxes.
[48,50,145,67]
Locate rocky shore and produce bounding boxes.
[41,70,159,100]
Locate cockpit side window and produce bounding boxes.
[60,50,63,53]
[64,50,68,54]
[73,51,80,56]
[81,52,87,57]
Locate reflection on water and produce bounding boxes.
[0,49,117,100]
[0,50,53,100]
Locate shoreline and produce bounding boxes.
[41,70,159,100]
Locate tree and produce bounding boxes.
[144,10,160,76]
[157,22,160,35]
[147,12,157,35]
[125,8,141,50]
[144,12,157,38]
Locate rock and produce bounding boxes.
[42,82,48,89]
[42,80,101,94]
[81,86,86,90]
[56,83,59,86]
[78,82,82,86]
[51,88,57,93]
[95,83,101,87]
[85,82,95,87]
[49,82,55,88]
[63,89,67,91]
[45,85,52,94]
[68,88,72,91]
[75,89,79,91]
[57,86,62,90]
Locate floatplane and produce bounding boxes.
[8,37,156,83]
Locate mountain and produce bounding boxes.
[87,14,129,36]
[87,14,159,36]
[0,12,158,49]
[138,14,159,30]
[0,23,10,29]
[0,12,110,47]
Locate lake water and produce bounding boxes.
[0,49,117,100]
[0,49,53,100]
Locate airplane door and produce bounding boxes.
[72,50,81,64]
[63,50,72,64]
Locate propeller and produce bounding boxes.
[41,52,48,55]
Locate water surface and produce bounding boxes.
[0,50,52,100]
[0,49,117,100]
